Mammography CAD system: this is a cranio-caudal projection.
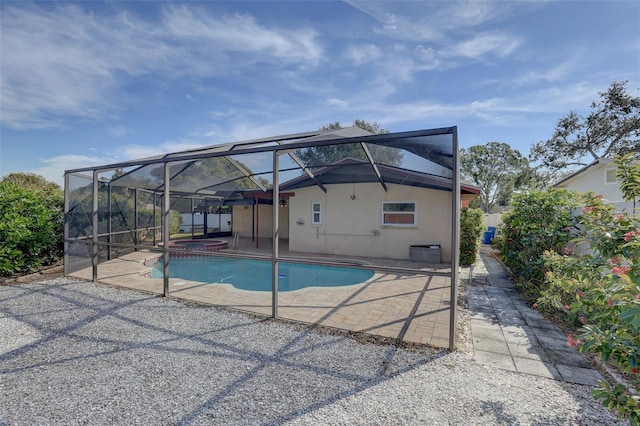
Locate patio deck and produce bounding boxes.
[68,238,454,348]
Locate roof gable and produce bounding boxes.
[553,158,613,187]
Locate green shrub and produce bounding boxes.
[494,189,578,301]
[0,180,63,276]
[538,192,639,423]
[67,189,173,244]
[460,207,484,265]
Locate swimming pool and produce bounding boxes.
[148,257,374,291]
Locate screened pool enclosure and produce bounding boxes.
[64,126,468,349]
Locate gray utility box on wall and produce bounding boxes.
[409,245,441,263]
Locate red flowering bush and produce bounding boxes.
[538,192,639,423]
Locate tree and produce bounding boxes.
[1,172,62,193]
[615,152,640,209]
[531,81,640,171]
[320,119,389,135]
[146,156,264,191]
[295,119,403,167]
[511,164,560,192]
[461,142,530,213]
[352,119,389,135]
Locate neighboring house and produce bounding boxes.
[553,158,635,212]
[232,158,480,262]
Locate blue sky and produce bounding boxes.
[1,1,639,186]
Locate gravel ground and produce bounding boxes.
[0,278,627,425]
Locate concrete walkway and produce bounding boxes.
[466,246,604,386]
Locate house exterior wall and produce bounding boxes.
[232,203,289,239]
[287,182,453,261]
[556,163,633,212]
[461,193,476,208]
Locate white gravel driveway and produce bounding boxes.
[0,279,626,425]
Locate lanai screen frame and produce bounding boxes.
[63,126,461,350]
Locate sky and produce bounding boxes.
[1,0,639,186]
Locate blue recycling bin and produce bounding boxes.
[483,231,493,244]
[487,226,497,237]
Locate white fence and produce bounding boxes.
[179,213,232,233]
[483,212,503,229]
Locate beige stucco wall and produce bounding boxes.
[287,182,453,261]
[232,203,289,239]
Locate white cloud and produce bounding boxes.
[1,4,171,129]
[30,154,118,186]
[325,98,349,109]
[346,0,527,41]
[512,50,592,86]
[516,67,570,85]
[382,13,398,32]
[453,32,521,59]
[108,126,137,138]
[343,43,381,65]
[28,138,219,186]
[337,2,527,88]
[335,79,610,132]
[163,7,323,63]
[448,1,512,27]
[116,140,209,161]
[414,45,442,70]
[1,6,157,128]
[0,4,324,129]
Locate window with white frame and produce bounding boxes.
[311,202,322,225]
[381,201,416,226]
[605,169,617,184]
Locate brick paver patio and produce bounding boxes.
[68,240,454,348]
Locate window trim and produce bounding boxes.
[381,201,417,227]
[311,201,322,225]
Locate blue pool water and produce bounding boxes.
[149,257,374,292]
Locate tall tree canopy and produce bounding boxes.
[531,80,640,171]
[295,119,403,167]
[1,172,62,194]
[139,156,266,192]
[461,142,530,213]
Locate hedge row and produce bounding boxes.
[0,180,64,276]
